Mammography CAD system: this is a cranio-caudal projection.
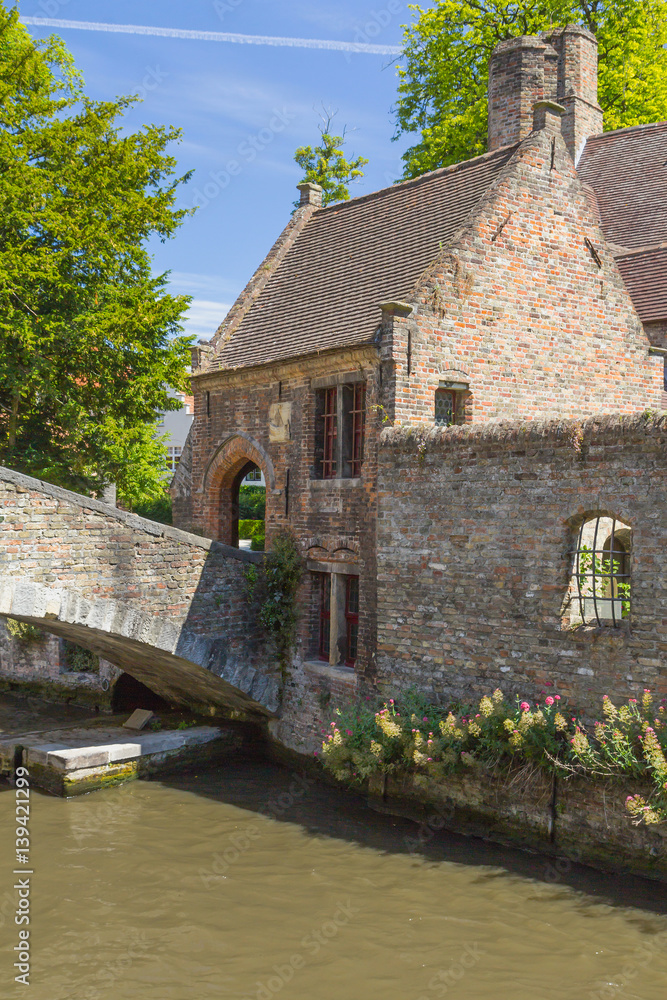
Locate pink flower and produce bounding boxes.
[346,729,353,736]
[423,716,428,723]
[545,696,554,707]
[390,698,395,704]
[555,695,561,701]
[545,681,554,687]
[629,698,637,703]
[520,702,530,712]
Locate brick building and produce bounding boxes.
[173,26,666,719]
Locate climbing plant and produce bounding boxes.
[245,531,305,684]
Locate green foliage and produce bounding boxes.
[294,109,368,207]
[320,688,667,825]
[61,639,99,673]
[0,6,193,498]
[578,545,630,617]
[395,1,667,177]
[238,485,266,519]
[246,531,305,683]
[133,488,173,525]
[4,617,44,642]
[238,518,265,550]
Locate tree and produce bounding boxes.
[294,109,368,207]
[394,1,667,177]
[0,6,193,506]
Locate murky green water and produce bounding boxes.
[1,701,667,999]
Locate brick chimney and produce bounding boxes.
[488,25,603,162]
[544,25,603,163]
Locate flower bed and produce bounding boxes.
[320,688,667,827]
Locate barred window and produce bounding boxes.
[571,515,631,626]
[314,382,366,479]
[434,388,456,426]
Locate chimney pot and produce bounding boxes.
[297,182,323,208]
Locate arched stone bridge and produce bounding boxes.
[0,467,279,716]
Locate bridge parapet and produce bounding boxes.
[0,467,279,715]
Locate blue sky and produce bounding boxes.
[17,1,415,341]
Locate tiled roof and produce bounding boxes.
[616,247,667,324]
[208,146,516,371]
[577,121,667,250]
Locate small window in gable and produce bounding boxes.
[434,388,456,426]
[570,515,631,627]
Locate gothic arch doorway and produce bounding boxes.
[202,435,273,545]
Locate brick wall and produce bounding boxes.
[376,414,667,717]
[388,123,663,427]
[186,346,381,680]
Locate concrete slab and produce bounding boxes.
[123,709,154,730]
[2,722,243,795]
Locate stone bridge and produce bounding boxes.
[0,468,279,716]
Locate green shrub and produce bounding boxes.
[320,688,667,827]
[238,519,265,550]
[133,491,172,525]
[5,618,44,642]
[238,485,266,520]
[61,640,99,673]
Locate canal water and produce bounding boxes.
[1,704,667,999]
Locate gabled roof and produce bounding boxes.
[616,246,667,324]
[206,145,516,371]
[577,121,667,250]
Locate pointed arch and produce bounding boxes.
[201,434,274,543]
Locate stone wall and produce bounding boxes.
[375,413,667,716]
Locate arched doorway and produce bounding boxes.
[201,435,274,545]
[234,461,265,550]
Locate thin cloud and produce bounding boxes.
[21,17,402,55]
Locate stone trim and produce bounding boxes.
[308,478,362,490]
[191,345,378,390]
[306,560,360,576]
[311,370,366,389]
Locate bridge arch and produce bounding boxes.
[202,434,274,544]
[0,577,278,716]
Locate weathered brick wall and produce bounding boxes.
[387,124,662,427]
[376,414,667,716]
[185,346,380,680]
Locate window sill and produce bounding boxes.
[302,660,357,682]
[309,478,362,490]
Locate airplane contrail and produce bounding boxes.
[20,17,403,55]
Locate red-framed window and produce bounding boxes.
[349,383,365,478]
[345,575,359,666]
[318,573,331,661]
[322,388,338,479]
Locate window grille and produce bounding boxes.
[434,389,456,426]
[322,388,338,479]
[572,516,631,627]
[348,383,365,478]
[345,576,359,666]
